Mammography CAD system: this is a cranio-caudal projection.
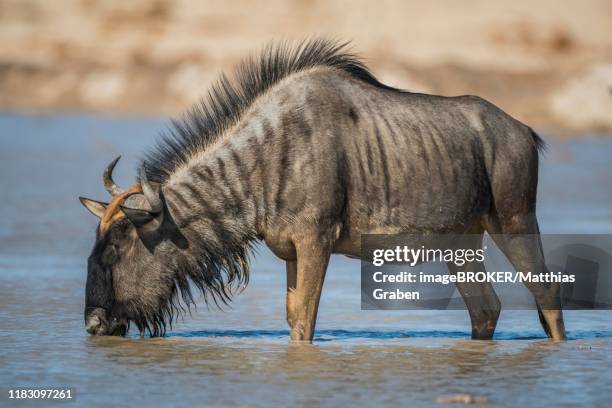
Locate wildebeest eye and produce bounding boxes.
[102,245,118,265]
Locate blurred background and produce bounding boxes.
[1,2,612,406]
[1,0,611,134]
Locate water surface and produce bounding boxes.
[1,113,611,406]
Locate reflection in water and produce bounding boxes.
[1,114,611,407]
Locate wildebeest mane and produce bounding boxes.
[144,38,401,183]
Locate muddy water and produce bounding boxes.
[1,113,611,407]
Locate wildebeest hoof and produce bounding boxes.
[435,394,488,404]
[289,324,313,343]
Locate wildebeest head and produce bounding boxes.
[79,157,190,337]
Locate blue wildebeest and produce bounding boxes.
[79,39,565,341]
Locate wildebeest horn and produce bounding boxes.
[103,156,125,196]
[140,164,162,213]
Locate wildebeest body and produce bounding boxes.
[79,40,565,341]
[162,70,530,257]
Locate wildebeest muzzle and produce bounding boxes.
[85,307,127,336]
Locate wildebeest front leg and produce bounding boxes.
[446,261,501,339]
[285,239,331,342]
[285,260,297,328]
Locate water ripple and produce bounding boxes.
[169,329,612,341]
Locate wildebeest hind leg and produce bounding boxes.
[445,232,500,339]
[487,215,566,340]
[447,260,501,339]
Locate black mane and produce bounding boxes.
[144,38,400,183]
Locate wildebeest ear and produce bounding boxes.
[120,206,156,228]
[79,197,108,219]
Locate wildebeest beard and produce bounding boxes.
[122,220,255,338]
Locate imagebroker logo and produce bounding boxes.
[372,270,576,285]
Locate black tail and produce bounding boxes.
[530,128,547,153]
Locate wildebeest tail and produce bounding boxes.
[530,128,547,153]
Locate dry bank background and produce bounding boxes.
[1,0,611,136]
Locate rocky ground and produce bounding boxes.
[1,0,611,135]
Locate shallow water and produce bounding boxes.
[1,113,611,407]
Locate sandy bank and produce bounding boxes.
[1,0,611,135]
